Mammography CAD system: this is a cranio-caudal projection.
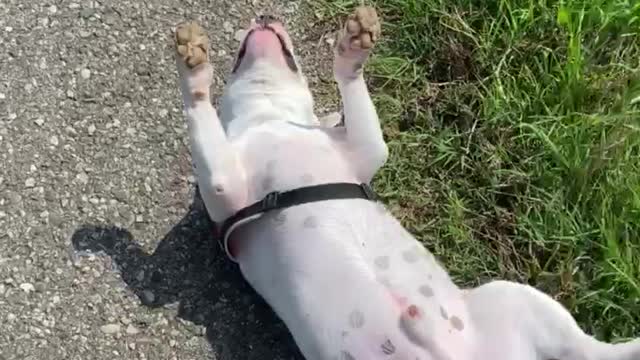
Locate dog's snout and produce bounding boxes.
[255,14,280,27]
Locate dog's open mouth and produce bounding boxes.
[232,25,298,73]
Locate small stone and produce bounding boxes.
[223,21,233,33]
[80,8,94,19]
[135,270,145,282]
[0,93,5,100]
[5,26,13,33]
[87,124,96,135]
[326,37,335,47]
[125,324,139,335]
[234,29,246,42]
[66,90,74,98]
[6,313,16,322]
[100,324,121,334]
[25,178,36,188]
[34,118,45,126]
[141,290,155,304]
[135,214,144,223]
[19,283,35,293]
[79,30,91,38]
[48,5,58,14]
[76,172,89,185]
[8,113,17,120]
[49,135,59,146]
[158,109,168,118]
[80,68,91,79]
[169,340,176,347]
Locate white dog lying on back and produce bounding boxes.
[173,6,640,360]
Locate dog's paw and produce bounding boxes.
[175,21,209,68]
[174,21,213,102]
[336,6,381,58]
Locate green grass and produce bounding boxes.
[310,0,640,340]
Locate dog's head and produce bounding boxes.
[219,15,317,134]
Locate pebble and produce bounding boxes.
[8,113,17,120]
[88,124,96,135]
[125,324,139,335]
[49,135,59,146]
[34,117,45,126]
[234,29,246,42]
[0,93,5,100]
[19,282,35,293]
[141,290,155,304]
[80,8,94,19]
[135,270,145,282]
[76,172,89,185]
[80,68,91,79]
[25,178,36,188]
[48,5,58,14]
[223,21,233,33]
[100,323,121,334]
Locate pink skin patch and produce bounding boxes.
[407,305,420,319]
[389,292,409,308]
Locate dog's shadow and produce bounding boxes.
[71,188,303,360]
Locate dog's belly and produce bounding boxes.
[231,121,360,204]
[232,199,475,360]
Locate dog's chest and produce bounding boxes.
[232,122,358,202]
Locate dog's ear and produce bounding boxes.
[318,111,344,127]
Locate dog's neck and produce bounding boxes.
[219,64,317,139]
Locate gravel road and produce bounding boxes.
[0,1,338,359]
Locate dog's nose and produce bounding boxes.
[255,15,280,27]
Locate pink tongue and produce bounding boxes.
[245,29,283,58]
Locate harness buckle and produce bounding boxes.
[360,183,377,200]
[261,191,280,212]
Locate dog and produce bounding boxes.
[173,6,640,360]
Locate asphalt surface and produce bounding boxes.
[0,1,338,359]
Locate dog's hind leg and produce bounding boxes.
[174,22,248,223]
[465,280,640,360]
[333,6,388,183]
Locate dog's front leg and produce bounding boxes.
[334,6,389,182]
[174,22,247,223]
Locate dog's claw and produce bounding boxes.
[174,21,209,69]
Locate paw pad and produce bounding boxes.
[344,6,381,51]
[174,21,209,68]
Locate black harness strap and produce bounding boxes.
[218,182,378,251]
